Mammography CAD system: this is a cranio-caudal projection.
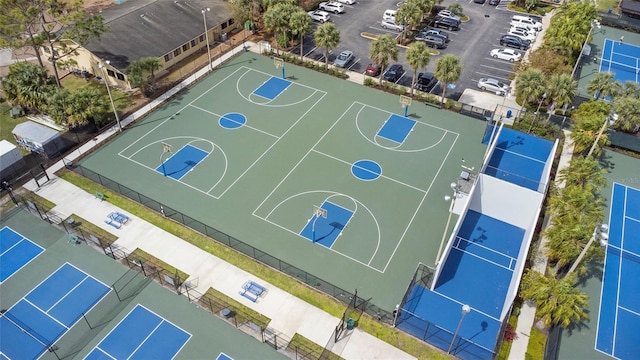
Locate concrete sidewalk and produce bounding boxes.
[21,42,415,359]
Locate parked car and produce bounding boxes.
[383,9,398,22]
[334,50,354,68]
[500,34,530,50]
[336,0,356,4]
[383,64,404,82]
[381,19,404,31]
[489,0,500,4]
[431,17,460,31]
[508,28,536,41]
[319,1,345,14]
[308,10,331,23]
[414,72,438,92]
[416,28,449,42]
[511,25,537,36]
[420,35,447,49]
[490,48,522,62]
[474,0,486,4]
[511,15,543,31]
[365,63,381,76]
[477,78,510,95]
[437,10,461,21]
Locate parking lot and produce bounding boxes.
[291,0,540,100]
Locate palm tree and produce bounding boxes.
[520,270,589,328]
[1,62,55,111]
[395,1,421,43]
[314,22,340,71]
[612,97,640,133]
[545,73,577,122]
[620,81,640,98]
[557,156,606,190]
[405,41,430,96]
[586,71,619,100]
[434,54,462,104]
[448,3,463,16]
[369,34,398,86]
[411,0,435,23]
[515,68,546,112]
[139,57,162,92]
[289,10,311,62]
[263,3,295,54]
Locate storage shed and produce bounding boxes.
[12,121,65,158]
[0,140,25,178]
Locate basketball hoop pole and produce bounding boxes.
[312,215,319,243]
[404,104,409,117]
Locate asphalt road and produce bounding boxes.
[291,0,539,100]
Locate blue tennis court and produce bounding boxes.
[0,227,44,283]
[156,144,209,180]
[596,183,640,359]
[300,201,354,248]
[600,39,640,84]
[0,263,110,360]
[85,304,191,360]
[377,114,416,144]
[482,126,553,191]
[253,76,292,100]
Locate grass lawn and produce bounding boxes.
[597,0,620,13]
[58,169,453,360]
[0,102,29,153]
[61,76,133,115]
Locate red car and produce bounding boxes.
[365,63,381,76]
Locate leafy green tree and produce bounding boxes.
[1,62,56,110]
[0,0,47,67]
[405,41,430,96]
[289,10,311,62]
[396,1,421,42]
[434,54,462,104]
[410,0,435,22]
[448,3,463,15]
[125,57,162,96]
[264,3,297,54]
[520,270,589,328]
[515,68,545,111]
[517,48,572,77]
[557,156,606,190]
[227,0,263,30]
[620,81,640,98]
[544,1,597,58]
[545,73,577,122]
[314,22,340,71]
[569,100,611,155]
[586,71,620,100]
[369,34,398,86]
[524,0,537,11]
[612,97,640,133]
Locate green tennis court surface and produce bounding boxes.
[80,53,488,308]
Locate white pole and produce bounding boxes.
[436,182,458,266]
[448,304,471,354]
[99,61,122,132]
[202,8,212,71]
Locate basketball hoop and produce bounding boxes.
[273,57,284,70]
[161,142,173,154]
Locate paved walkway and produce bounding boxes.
[22,42,415,360]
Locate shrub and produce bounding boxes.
[364,78,377,87]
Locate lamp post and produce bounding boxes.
[448,304,471,354]
[98,61,122,132]
[571,20,600,79]
[393,304,400,327]
[436,182,459,266]
[568,223,609,274]
[202,8,212,71]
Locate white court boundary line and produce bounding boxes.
[253,101,459,273]
[118,67,326,199]
[0,227,45,285]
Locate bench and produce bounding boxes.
[94,191,104,201]
[239,281,267,302]
[105,212,129,229]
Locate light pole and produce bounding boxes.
[568,223,609,274]
[448,304,471,354]
[393,304,400,327]
[202,8,212,71]
[436,182,459,266]
[98,61,122,132]
[571,20,601,79]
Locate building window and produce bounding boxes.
[191,39,198,47]
[229,18,235,26]
[164,54,172,62]
[116,73,125,81]
[107,69,115,77]
[173,48,181,57]
[199,34,205,42]
[182,43,189,52]
[221,22,227,29]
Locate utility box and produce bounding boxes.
[220,32,228,41]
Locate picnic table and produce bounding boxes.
[105,212,129,229]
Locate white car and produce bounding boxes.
[308,10,331,23]
[381,19,404,32]
[336,0,356,4]
[437,10,461,22]
[319,1,345,14]
[383,9,397,22]
[477,78,510,95]
[511,25,537,36]
[508,28,536,41]
[490,48,522,62]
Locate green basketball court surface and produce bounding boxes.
[79,52,488,309]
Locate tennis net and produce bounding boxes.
[1,311,53,349]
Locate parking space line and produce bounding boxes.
[479,64,516,73]
[474,72,511,83]
[304,47,318,58]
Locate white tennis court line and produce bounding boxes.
[433,289,501,323]
[353,101,460,136]
[451,240,515,272]
[454,236,517,268]
[494,145,547,164]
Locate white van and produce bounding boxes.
[383,9,397,22]
[511,15,542,31]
